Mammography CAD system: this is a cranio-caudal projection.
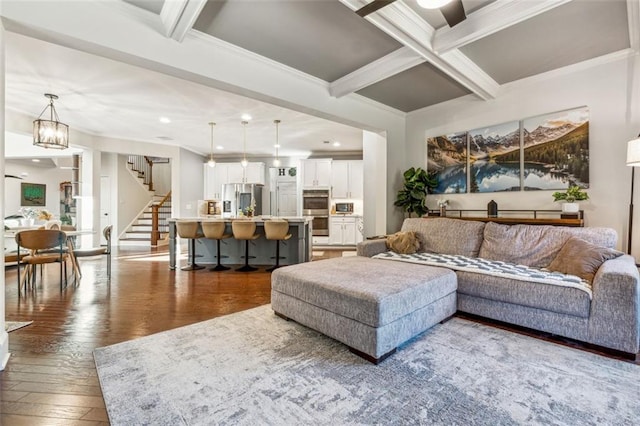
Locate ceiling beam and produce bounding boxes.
[160,0,207,42]
[339,0,499,100]
[330,47,425,98]
[432,0,573,54]
[628,0,640,52]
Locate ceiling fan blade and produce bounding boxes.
[440,0,466,27]
[4,174,23,180]
[355,0,397,17]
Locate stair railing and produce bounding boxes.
[151,191,172,246]
[127,155,155,192]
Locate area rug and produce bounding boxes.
[94,306,640,425]
[5,321,33,333]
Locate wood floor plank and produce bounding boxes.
[18,393,105,408]
[0,390,28,402]
[0,413,104,425]
[0,401,92,419]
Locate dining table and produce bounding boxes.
[5,227,95,284]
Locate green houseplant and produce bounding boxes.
[394,167,438,217]
[552,185,588,213]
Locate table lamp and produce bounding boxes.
[626,135,640,254]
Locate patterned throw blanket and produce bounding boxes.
[372,251,593,298]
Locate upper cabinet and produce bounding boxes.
[301,159,332,188]
[331,160,363,199]
[204,162,265,199]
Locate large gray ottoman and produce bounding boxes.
[271,256,457,363]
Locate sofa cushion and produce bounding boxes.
[401,218,486,257]
[386,231,420,254]
[456,270,591,318]
[478,222,618,268]
[548,237,623,282]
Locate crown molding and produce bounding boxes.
[628,0,640,52]
[329,47,425,98]
[161,0,207,42]
[339,0,498,100]
[433,0,572,54]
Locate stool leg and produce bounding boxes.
[211,239,230,271]
[237,240,258,272]
[182,238,205,271]
[266,240,282,272]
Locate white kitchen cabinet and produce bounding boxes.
[302,159,332,188]
[203,164,223,200]
[331,160,363,199]
[204,163,265,199]
[329,216,360,245]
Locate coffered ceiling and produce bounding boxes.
[2,0,638,160]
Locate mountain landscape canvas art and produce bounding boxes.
[427,132,467,194]
[469,121,521,193]
[521,107,589,191]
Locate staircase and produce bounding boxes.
[119,195,172,246]
[119,155,172,246]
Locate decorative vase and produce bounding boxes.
[562,202,579,213]
[20,218,35,227]
[439,206,446,217]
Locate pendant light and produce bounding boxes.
[33,93,69,149]
[273,119,281,167]
[241,120,249,168]
[207,122,216,168]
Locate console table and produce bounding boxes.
[425,209,584,227]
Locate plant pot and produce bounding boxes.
[562,202,580,213]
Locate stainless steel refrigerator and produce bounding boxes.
[222,183,263,217]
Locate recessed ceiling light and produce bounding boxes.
[156,136,174,141]
[274,144,281,148]
[20,172,29,177]
[31,159,41,162]
[241,114,252,121]
[333,141,341,147]
[323,140,330,144]
[159,116,171,124]
[216,145,224,150]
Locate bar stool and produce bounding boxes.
[201,221,232,271]
[264,219,292,272]
[231,220,260,272]
[176,221,204,271]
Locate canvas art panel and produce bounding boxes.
[21,182,46,206]
[468,121,521,193]
[522,107,589,191]
[427,132,467,194]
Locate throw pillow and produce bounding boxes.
[386,231,420,254]
[547,237,623,282]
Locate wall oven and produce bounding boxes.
[303,189,329,236]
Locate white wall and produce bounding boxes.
[153,162,171,195]
[178,148,204,217]
[116,154,153,235]
[4,160,74,217]
[406,55,640,254]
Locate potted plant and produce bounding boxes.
[394,167,438,217]
[552,185,589,213]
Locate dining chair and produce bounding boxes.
[176,221,205,271]
[72,225,113,280]
[15,229,69,294]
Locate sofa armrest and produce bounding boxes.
[588,255,640,354]
[356,239,388,257]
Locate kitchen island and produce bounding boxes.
[167,217,313,270]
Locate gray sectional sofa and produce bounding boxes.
[357,218,640,357]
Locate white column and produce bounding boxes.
[79,149,101,247]
[363,130,388,237]
[0,19,10,370]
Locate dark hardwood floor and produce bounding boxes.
[1,246,348,425]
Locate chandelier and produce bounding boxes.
[33,93,69,149]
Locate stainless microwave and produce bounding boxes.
[335,202,354,213]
